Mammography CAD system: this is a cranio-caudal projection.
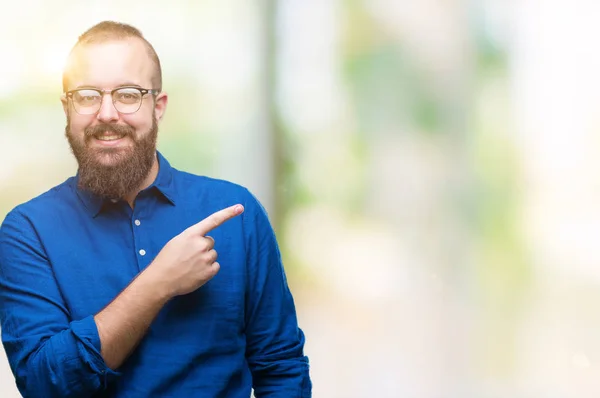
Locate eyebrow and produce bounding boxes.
[74,82,143,90]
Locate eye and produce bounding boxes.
[74,90,100,103]
[115,88,142,103]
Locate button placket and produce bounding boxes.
[132,213,147,269]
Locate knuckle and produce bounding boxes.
[200,238,209,251]
[192,238,203,251]
[204,249,217,263]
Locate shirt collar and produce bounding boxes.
[150,151,177,206]
[74,151,177,218]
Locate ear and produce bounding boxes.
[154,92,168,122]
[60,94,69,117]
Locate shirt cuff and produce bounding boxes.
[70,315,121,381]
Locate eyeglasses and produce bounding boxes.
[65,86,160,115]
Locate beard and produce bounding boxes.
[65,116,158,200]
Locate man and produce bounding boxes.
[0,21,311,397]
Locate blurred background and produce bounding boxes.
[1,0,600,396]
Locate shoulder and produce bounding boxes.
[171,168,261,206]
[1,178,76,229]
[169,168,272,229]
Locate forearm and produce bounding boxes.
[251,334,312,398]
[94,268,171,369]
[3,315,117,398]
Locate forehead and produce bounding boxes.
[66,38,154,90]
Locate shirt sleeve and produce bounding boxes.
[0,208,119,398]
[242,192,312,398]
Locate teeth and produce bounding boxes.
[96,135,124,141]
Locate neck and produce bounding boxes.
[123,152,159,208]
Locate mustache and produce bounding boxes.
[84,123,135,139]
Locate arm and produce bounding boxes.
[0,209,117,397]
[93,269,170,369]
[0,205,241,397]
[242,193,312,397]
[96,203,243,369]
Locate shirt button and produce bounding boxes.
[139,249,146,256]
[134,219,141,226]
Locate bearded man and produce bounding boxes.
[0,21,311,398]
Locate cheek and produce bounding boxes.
[69,115,94,134]
[121,113,152,132]
[67,122,82,137]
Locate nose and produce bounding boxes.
[96,93,119,123]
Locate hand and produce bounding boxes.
[147,204,244,298]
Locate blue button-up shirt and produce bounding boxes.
[0,152,311,397]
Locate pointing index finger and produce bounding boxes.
[191,204,244,236]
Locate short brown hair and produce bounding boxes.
[62,21,162,92]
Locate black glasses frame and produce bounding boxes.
[65,86,161,115]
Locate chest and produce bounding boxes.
[38,201,247,324]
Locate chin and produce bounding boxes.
[91,147,132,166]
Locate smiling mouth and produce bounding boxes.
[95,134,125,141]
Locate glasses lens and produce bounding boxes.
[72,89,102,114]
[113,88,143,114]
